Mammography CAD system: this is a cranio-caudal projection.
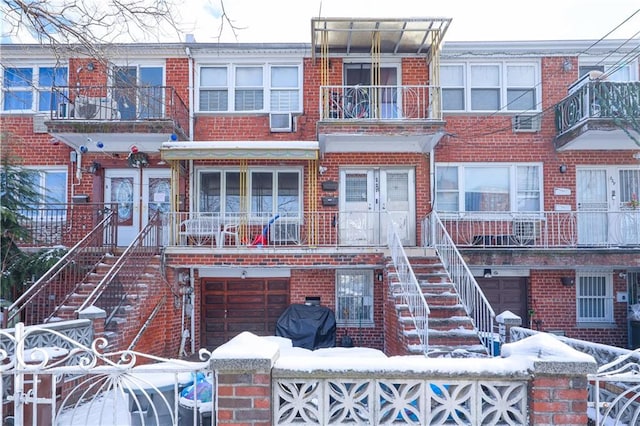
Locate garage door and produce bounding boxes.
[478,277,528,324]
[201,278,290,349]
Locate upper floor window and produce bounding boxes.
[578,63,636,82]
[435,163,542,212]
[112,65,164,119]
[198,64,301,113]
[2,66,68,112]
[441,62,539,112]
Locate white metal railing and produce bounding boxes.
[319,85,442,121]
[387,219,430,355]
[436,210,640,248]
[165,210,401,248]
[425,211,496,356]
[1,322,213,426]
[510,327,640,425]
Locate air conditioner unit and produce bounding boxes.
[512,114,541,132]
[74,96,100,119]
[513,220,538,245]
[269,112,293,132]
[270,222,300,244]
[33,114,48,133]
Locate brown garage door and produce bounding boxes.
[201,278,289,349]
[478,277,528,324]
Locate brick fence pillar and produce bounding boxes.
[211,332,279,426]
[496,310,522,344]
[529,358,596,425]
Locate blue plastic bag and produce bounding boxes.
[180,372,212,403]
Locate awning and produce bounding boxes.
[319,133,445,155]
[160,141,319,160]
[311,17,452,59]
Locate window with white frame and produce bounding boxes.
[435,164,541,212]
[2,66,68,112]
[441,61,539,112]
[578,63,636,82]
[576,273,613,323]
[14,168,68,220]
[336,270,374,327]
[197,168,301,219]
[198,63,301,113]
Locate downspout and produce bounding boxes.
[186,46,194,141]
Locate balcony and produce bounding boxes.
[44,85,189,151]
[318,85,446,154]
[164,211,409,249]
[435,210,640,249]
[554,81,640,150]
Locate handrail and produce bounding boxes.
[75,211,163,324]
[387,216,430,355]
[425,211,496,356]
[2,205,117,328]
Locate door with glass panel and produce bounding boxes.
[113,65,163,120]
[577,168,640,246]
[344,64,398,119]
[339,168,414,246]
[105,169,170,246]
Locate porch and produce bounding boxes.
[433,210,640,248]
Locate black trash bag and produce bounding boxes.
[275,304,336,350]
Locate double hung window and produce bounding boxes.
[2,66,68,112]
[441,61,539,112]
[198,64,301,113]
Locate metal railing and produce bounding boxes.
[387,219,430,355]
[424,211,496,356]
[2,207,117,328]
[320,85,442,121]
[436,210,640,248]
[165,210,404,248]
[76,211,163,326]
[555,81,640,135]
[50,85,189,137]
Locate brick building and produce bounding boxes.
[1,17,639,356]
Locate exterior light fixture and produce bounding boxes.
[483,269,492,278]
[559,164,568,173]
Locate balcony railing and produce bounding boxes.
[165,211,404,248]
[49,85,189,134]
[435,210,640,248]
[319,85,442,121]
[555,81,640,136]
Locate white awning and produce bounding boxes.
[160,141,319,160]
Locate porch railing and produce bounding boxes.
[2,206,117,328]
[437,210,640,248]
[424,211,496,356]
[49,85,189,137]
[76,211,163,325]
[165,210,404,248]
[555,81,640,135]
[320,85,442,121]
[387,218,429,354]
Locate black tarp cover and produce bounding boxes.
[275,304,336,350]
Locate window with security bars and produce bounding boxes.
[576,273,613,323]
[336,270,374,327]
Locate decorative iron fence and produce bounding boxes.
[320,85,442,121]
[555,81,640,135]
[1,322,213,426]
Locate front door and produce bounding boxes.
[105,168,170,246]
[339,168,414,246]
[577,168,640,245]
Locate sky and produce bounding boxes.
[179,0,640,44]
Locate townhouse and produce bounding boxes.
[1,17,639,356]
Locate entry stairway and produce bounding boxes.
[387,255,489,357]
[53,252,167,352]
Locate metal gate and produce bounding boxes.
[1,322,213,426]
[588,348,640,425]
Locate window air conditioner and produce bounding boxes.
[269,112,293,132]
[513,220,537,245]
[270,222,300,244]
[512,114,541,132]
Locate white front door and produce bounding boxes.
[339,168,414,246]
[105,168,170,246]
[577,167,640,246]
